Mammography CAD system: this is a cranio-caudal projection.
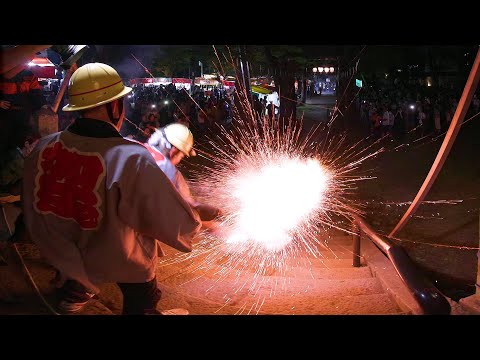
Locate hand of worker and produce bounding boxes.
[195,203,222,222]
[0,100,11,110]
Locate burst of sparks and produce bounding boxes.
[160,113,381,313]
[189,112,376,258]
[157,48,385,314]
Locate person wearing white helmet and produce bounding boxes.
[21,63,201,315]
[145,123,221,222]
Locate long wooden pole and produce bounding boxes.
[51,63,77,113]
[389,46,480,237]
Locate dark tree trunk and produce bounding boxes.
[301,67,307,104]
[263,46,298,123]
[241,45,253,106]
[233,46,253,124]
[277,59,297,122]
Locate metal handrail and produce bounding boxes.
[351,214,451,315]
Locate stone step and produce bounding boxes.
[281,266,372,280]
[158,262,373,286]
[162,276,387,307]
[283,257,365,269]
[158,282,402,315]
[157,283,249,315]
[289,248,357,260]
[256,293,403,315]
[157,243,364,282]
[157,256,365,282]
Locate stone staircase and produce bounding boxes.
[150,234,410,315]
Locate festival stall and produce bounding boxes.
[194,76,220,96]
[251,84,280,114]
[28,57,56,80]
[222,79,236,94]
[172,78,192,90]
[129,77,172,86]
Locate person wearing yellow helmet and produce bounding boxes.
[146,123,221,222]
[21,63,201,315]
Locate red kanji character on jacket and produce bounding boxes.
[34,141,105,229]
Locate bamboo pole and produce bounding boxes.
[51,63,77,113]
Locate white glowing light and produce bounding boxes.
[226,157,330,252]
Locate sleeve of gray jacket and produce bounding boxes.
[117,149,202,252]
[174,170,195,204]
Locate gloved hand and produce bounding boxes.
[194,203,221,222]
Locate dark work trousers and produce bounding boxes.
[118,277,162,315]
[58,277,162,315]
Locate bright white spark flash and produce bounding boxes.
[227,157,331,251]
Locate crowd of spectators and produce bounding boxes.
[358,79,480,142]
[120,84,233,141]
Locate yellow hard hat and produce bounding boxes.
[164,123,196,157]
[62,62,132,112]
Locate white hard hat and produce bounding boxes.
[163,123,196,157]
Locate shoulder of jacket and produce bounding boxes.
[118,138,153,155]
